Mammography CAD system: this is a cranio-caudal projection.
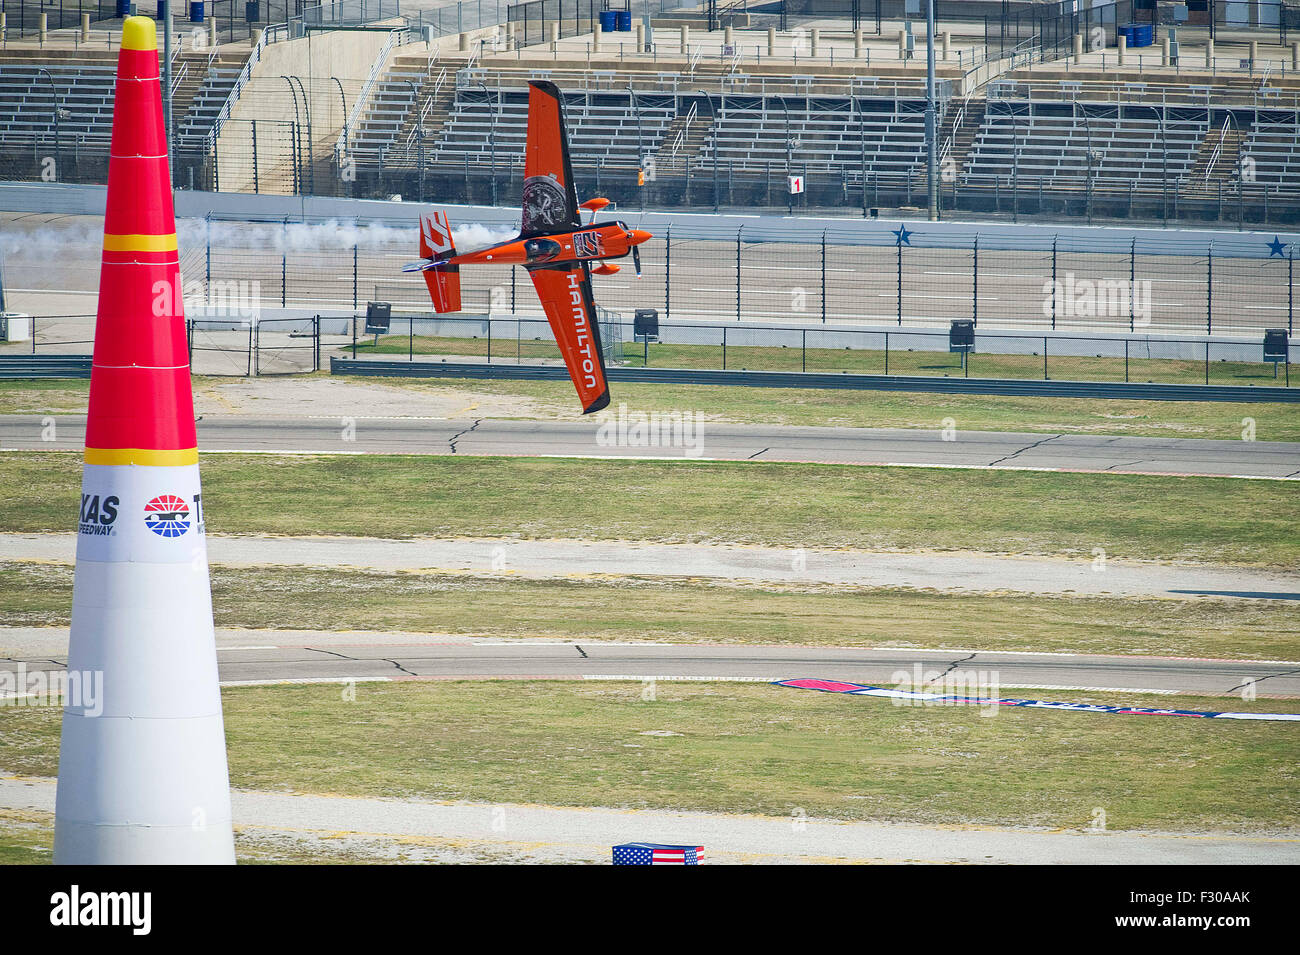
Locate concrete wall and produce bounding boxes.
[6,182,1294,261]
[216,30,393,194]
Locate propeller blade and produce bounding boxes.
[632,244,642,278]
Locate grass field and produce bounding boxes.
[2,681,1297,832]
[3,561,1296,660]
[2,452,1294,567]
[3,376,1298,442]
[351,333,1298,389]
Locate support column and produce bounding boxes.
[1074,33,1083,64]
[1118,34,1126,66]
[82,13,91,42]
[854,29,862,58]
[942,31,950,62]
[680,24,689,55]
[810,27,819,58]
[1206,37,1214,67]
[769,27,777,57]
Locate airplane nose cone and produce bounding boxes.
[630,229,653,245]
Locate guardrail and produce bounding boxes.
[330,357,1300,402]
[0,355,92,378]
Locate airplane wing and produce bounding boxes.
[528,261,609,414]
[521,81,581,238]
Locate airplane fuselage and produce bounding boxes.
[450,220,652,269]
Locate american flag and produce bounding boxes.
[612,843,704,865]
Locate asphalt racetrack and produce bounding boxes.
[3,414,1299,478]
[3,629,1297,697]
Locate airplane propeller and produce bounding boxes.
[632,243,642,278]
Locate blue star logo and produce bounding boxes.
[893,225,913,246]
[1267,236,1288,257]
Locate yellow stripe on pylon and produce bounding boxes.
[103,233,178,252]
[84,447,199,466]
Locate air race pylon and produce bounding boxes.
[53,16,235,865]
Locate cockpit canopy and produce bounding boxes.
[523,237,563,263]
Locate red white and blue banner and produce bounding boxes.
[774,679,1300,722]
[612,843,704,865]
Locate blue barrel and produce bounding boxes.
[116,0,132,17]
[190,0,204,23]
[599,10,616,32]
[615,10,632,31]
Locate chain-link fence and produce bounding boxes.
[12,309,1293,383]
[338,313,1296,387]
[176,216,1298,335]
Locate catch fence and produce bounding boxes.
[16,311,1292,385]
[192,219,1299,335]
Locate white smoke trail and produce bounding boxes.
[0,216,517,263]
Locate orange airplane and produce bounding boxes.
[403,80,653,414]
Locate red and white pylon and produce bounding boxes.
[54,15,234,865]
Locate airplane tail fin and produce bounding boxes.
[402,212,462,313]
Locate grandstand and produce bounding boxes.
[1,0,1299,224]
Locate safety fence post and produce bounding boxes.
[820,231,827,323]
[665,227,671,320]
[735,226,743,321]
[1043,336,1048,380]
[314,315,320,371]
[487,314,493,363]
[722,325,727,369]
[1050,235,1057,330]
[973,234,979,325]
[896,238,903,326]
[802,328,806,372]
[1289,248,1294,336]
[884,330,889,374]
[1206,242,1213,335]
[353,245,358,310]
[409,316,414,361]
[1129,238,1136,333]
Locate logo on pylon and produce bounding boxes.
[144,494,191,537]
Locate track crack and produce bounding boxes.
[448,418,483,455]
[305,647,359,661]
[987,434,1063,467]
[381,657,418,676]
[574,645,589,658]
[1224,666,1300,696]
[925,649,977,686]
[747,447,770,460]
